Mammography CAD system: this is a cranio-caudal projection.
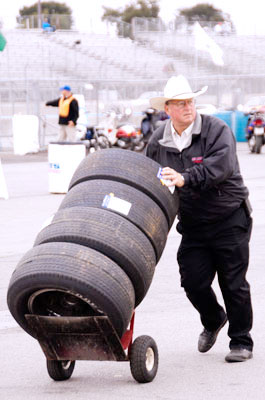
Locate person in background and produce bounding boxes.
[146,75,253,363]
[42,17,52,32]
[46,85,79,142]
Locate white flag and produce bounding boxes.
[193,22,224,66]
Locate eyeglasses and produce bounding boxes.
[166,99,195,108]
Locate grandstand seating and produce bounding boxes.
[0,29,201,82]
[138,30,265,80]
[2,28,265,84]
[1,27,265,149]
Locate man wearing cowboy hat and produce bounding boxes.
[146,75,253,363]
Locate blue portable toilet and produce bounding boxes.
[214,110,233,129]
[213,110,248,142]
[234,111,248,142]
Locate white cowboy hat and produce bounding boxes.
[150,75,208,110]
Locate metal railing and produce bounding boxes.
[1,22,265,149]
[0,75,264,150]
[16,14,73,30]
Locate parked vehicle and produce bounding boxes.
[94,106,131,146]
[116,123,145,152]
[74,94,111,152]
[79,126,111,153]
[246,110,265,153]
[140,108,157,144]
[98,110,121,147]
[98,107,145,151]
[140,108,169,144]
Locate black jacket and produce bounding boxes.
[146,113,249,228]
[46,97,79,125]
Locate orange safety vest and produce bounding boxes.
[59,95,74,117]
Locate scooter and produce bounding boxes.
[246,110,265,154]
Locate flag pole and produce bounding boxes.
[195,47,198,74]
[37,0,42,28]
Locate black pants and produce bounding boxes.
[177,206,253,350]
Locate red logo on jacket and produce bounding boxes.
[192,156,203,164]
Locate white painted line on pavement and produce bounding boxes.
[0,310,18,330]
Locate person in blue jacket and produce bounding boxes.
[42,17,52,32]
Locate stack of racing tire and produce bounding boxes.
[7,148,179,339]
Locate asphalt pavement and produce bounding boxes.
[1,143,265,400]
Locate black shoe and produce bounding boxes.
[225,348,253,363]
[198,317,228,353]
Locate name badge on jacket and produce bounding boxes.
[192,156,203,164]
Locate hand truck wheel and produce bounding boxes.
[129,335,158,383]
[46,360,75,381]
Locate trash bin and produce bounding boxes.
[48,142,86,193]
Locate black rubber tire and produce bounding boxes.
[248,136,255,153]
[97,134,111,149]
[133,142,146,152]
[59,179,169,261]
[34,207,156,306]
[117,139,130,149]
[47,360,75,381]
[132,136,146,152]
[255,135,263,153]
[7,242,135,338]
[68,148,178,228]
[130,335,159,383]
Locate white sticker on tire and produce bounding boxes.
[102,193,132,216]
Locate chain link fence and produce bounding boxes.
[2,18,265,150]
[17,14,73,30]
[0,75,263,150]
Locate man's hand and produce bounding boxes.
[68,121,75,127]
[161,167,185,188]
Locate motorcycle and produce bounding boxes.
[84,126,111,153]
[75,95,111,153]
[98,110,121,147]
[246,110,265,154]
[76,124,111,153]
[116,124,145,152]
[140,108,170,144]
[99,107,145,151]
[140,108,156,144]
